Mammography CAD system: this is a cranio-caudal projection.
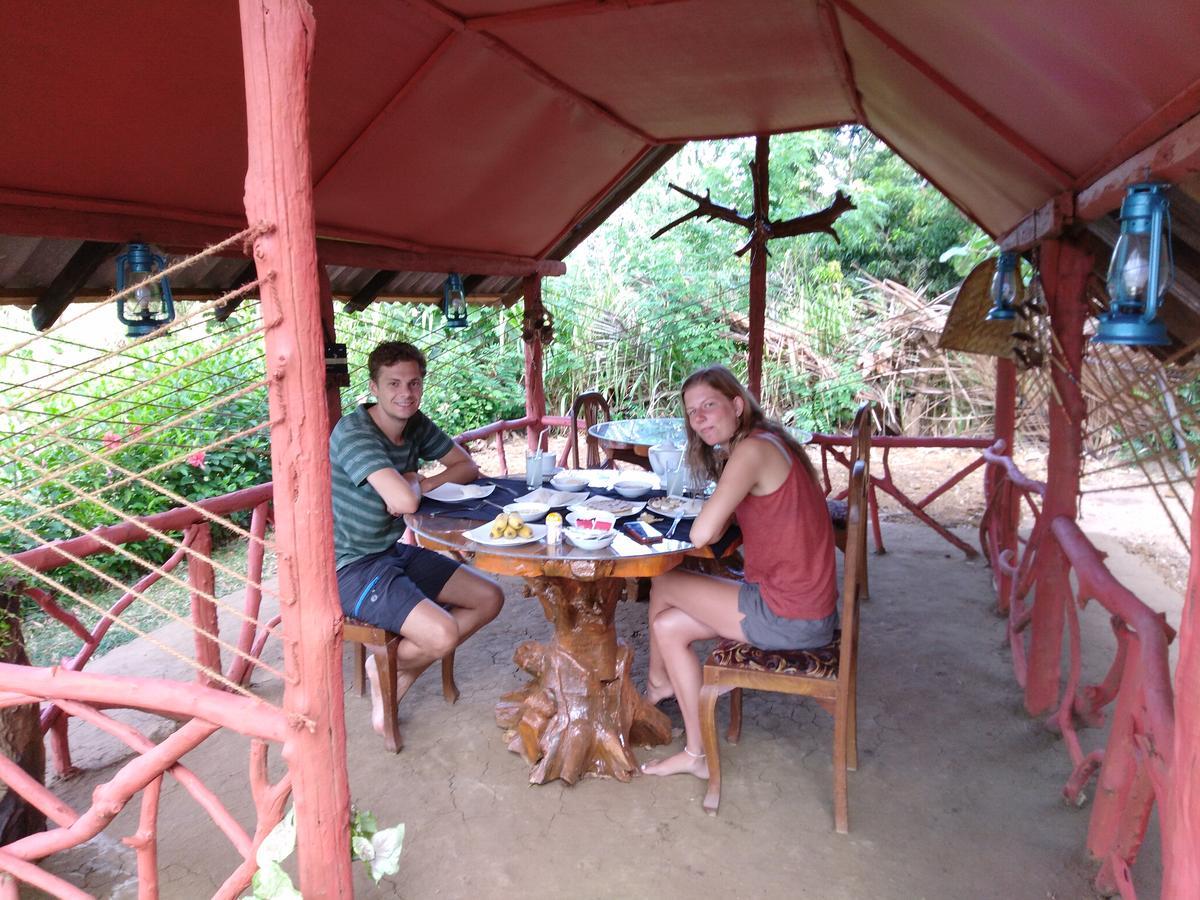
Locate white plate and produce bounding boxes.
[425,483,497,503]
[646,497,704,518]
[514,487,589,508]
[564,511,617,529]
[566,497,645,518]
[462,522,547,547]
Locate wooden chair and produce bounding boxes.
[826,401,874,600]
[343,618,459,753]
[698,457,870,832]
[566,390,612,469]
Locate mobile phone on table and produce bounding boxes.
[623,521,663,544]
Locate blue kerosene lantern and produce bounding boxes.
[116,243,175,338]
[1095,182,1172,346]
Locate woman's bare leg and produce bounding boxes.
[642,572,747,777]
[646,569,743,704]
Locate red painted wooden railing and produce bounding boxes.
[980,443,1176,898]
[0,483,288,898]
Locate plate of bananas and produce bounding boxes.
[463,512,547,547]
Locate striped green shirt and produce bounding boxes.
[329,404,454,569]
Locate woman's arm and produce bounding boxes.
[688,439,766,546]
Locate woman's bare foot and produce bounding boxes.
[644,677,675,705]
[640,747,708,779]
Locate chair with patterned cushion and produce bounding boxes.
[565,390,612,469]
[698,457,870,832]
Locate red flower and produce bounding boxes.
[101,432,122,451]
[186,450,207,469]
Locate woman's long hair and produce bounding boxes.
[681,365,819,486]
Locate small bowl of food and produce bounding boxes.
[550,472,589,492]
[612,478,653,499]
[564,525,617,550]
[502,501,550,523]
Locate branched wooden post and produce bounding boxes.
[651,135,854,398]
[523,275,548,451]
[237,0,352,895]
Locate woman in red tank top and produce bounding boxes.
[641,365,837,779]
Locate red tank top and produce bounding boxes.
[735,433,838,620]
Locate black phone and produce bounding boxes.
[623,521,663,544]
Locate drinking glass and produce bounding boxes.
[525,451,544,488]
[664,466,686,497]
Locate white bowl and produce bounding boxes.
[502,501,550,523]
[612,479,652,499]
[550,472,589,492]
[540,464,562,481]
[564,526,617,550]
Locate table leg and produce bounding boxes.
[495,576,671,784]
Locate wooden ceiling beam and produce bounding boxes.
[0,288,505,307]
[212,261,260,322]
[1076,112,1200,223]
[0,202,564,277]
[343,269,398,314]
[831,0,1074,189]
[30,240,120,331]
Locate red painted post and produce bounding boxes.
[186,523,220,687]
[1163,470,1200,896]
[1026,238,1092,715]
[237,1,352,896]
[746,135,769,401]
[523,274,547,452]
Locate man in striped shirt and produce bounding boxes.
[330,341,504,736]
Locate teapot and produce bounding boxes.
[648,442,683,477]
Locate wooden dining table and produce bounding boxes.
[406,507,708,784]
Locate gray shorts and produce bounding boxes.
[737,582,838,651]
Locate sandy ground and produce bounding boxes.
[22,438,1188,899]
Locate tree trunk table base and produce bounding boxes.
[495,576,671,784]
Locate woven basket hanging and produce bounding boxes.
[938,257,1018,359]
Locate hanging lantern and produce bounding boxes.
[115,243,175,338]
[442,273,468,329]
[1095,182,1172,346]
[985,252,1020,321]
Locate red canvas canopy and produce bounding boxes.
[3,0,1199,312]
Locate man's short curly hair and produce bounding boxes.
[367,341,427,381]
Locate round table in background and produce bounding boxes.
[588,417,686,468]
[406,511,696,784]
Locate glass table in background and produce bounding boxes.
[588,417,687,469]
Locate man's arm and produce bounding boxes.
[418,441,479,492]
[365,468,423,516]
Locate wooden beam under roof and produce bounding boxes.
[30,240,119,331]
[0,288,505,307]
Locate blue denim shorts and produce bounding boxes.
[336,544,459,631]
[737,582,838,651]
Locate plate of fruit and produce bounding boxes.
[463,512,547,547]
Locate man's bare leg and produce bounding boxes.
[364,569,503,733]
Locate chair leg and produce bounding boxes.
[699,684,722,815]
[372,637,402,754]
[725,687,743,743]
[847,685,858,773]
[441,649,459,704]
[353,641,366,697]
[859,548,870,602]
[833,706,849,834]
